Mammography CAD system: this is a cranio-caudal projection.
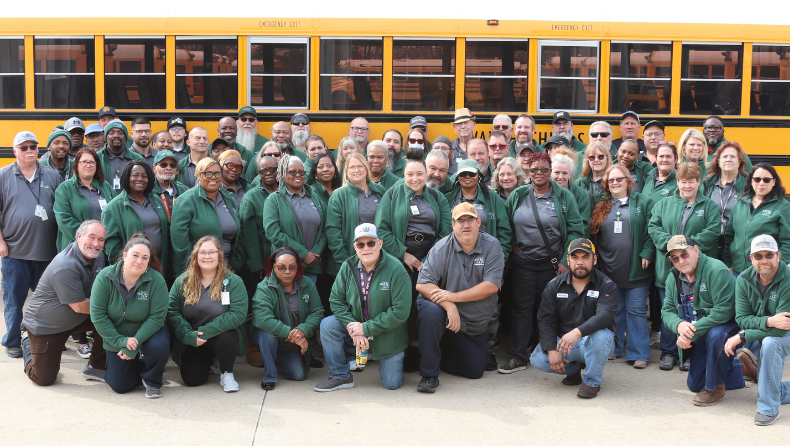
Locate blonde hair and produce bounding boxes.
[218,149,242,164]
[336,136,361,177]
[580,141,612,178]
[678,128,709,168]
[195,156,220,179]
[182,235,228,306]
[341,153,372,187]
[491,157,528,192]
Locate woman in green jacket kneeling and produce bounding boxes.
[90,235,170,398]
[167,236,247,393]
[252,247,324,390]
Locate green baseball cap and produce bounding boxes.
[153,150,178,165]
[238,106,257,118]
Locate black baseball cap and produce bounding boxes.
[546,135,570,147]
[644,120,665,131]
[568,238,596,255]
[167,117,186,129]
[552,111,572,124]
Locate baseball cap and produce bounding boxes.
[751,235,779,255]
[515,142,536,156]
[354,223,378,241]
[453,108,475,124]
[644,120,665,131]
[85,123,103,135]
[98,106,117,120]
[665,235,695,257]
[410,116,427,128]
[153,150,178,165]
[290,113,309,125]
[552,111,572,124]
[568,238,596,255]
[432,136,451,147]
[238,106,257,118]
[13,131,38,146]
[167,117,186,129]
[65,117,85,132]
[545,135,571,147]
[452,202,478,221]
[456,159,480,175]
[621,110,640,122]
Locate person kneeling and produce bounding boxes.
[530,239,617,399]
[167,236,248,393]
[252,247,324,390]
[314,224,411,392]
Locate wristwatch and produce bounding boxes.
[738,330,746,343]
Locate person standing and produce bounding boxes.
[97,121,144,193]
[151,150,188,220]
[702,141,749,259]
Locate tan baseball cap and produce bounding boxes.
[665,235,694,257]
[452,202,478,220]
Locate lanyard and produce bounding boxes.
[160,193,172,221]
[22,165,42,205]
[718,182,735,218]
[358,268,373,320]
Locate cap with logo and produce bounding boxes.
[238,106,257,118]
[545,135,571,147]
[456,158,480,175]
[354,223,378,241]
[47,127,73,148]
[621,110,640,123]
[103,120,129,140]
[290,113,310,125]
[167,117,186,129]
[452,202,479,221]
[85,123,104,135]
[98,106,117,120]
[153,150,178,165]
[64,117,85,132]
[644,120,665,131]
[515,142,536,156]
[13,131,38,146]
[410,116,428,128]
[453,108,475,124]
[665,235,695,257]
[568,238,596,255]
[210,138,230,152]
[552,111,572,124]
[751,234,779,255]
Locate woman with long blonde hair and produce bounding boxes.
[678,128,709,177]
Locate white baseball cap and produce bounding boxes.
[64,117,85,132]
[13,131,38,146]
[354,223,378,241]
[751,234,779,255]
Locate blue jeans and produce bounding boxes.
[658,288,679,360]
[104,326,170,394]
[757,331,790,416]
[252,328,306,383]
[304,273,318,286]
[319,315,404,390]
[530,329,615,388]
[686,321,744,392]
[416,297,489,379]
[2,257,49,347]
[614,286,650,361]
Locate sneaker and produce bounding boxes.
[5,346,22,358]
[70,334,81,344]
[82,363,106,382]
[220,372,239,393]
[77,344,91,359]
[498,358,527,374]
[659,355,676,371]
[680,359,690,372]
[314,375,355,392]
[417,376,440,393]
[633,360,648,369]
[485,351,498,372]
[650,331,661,345]
[142,379,161,399]
[755,412,781,426]
[349,360,364,372]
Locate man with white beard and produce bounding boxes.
[425,149,452,193]
[537,111,587,154]
[350,117,371,152]
[218,115,255,172]
[290,113,312,152]
[234,107,269,153]
[271,121,306,161]
[151,150,188,219]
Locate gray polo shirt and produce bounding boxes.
[171,143,188,161]
[182,155,198,187]
[106,149,134,190]
[0,162,63,261]
[450,139,468,172]
[212,194,238,265]
[450,189,489,233]
[156,179,180,213]
[357,188,380,225]
[407,192,436,236]
[21,242,106,335]
[286,188,321,250]
[129,197,163,258]
[417,232,505,336]
[278,281,303,328]
[513,188,562,261]
[77,182,105,221]
[222,181,247,207]
[628,166,642,193]
[596,198,650,289]
[710,177,738,232]
[130,146,158,168]
[680,202,694,233]
[183,285,225,330]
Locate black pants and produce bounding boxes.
[509,254,556,363]
[180,330,239,387]
[405,235,434,342]
[649,283,662,333]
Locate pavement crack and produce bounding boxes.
[251,390,268,446]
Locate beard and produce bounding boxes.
[275,141,289,151]
[236,124,257,151]
[292,129,309,148]
[707,137,718,146]
[387,149,397,172]
[426,176,442,189]
[571,265,592,279]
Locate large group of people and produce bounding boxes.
[4,106,790,426]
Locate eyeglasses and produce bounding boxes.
[239,117,256,123]
[753,176,774,183]
[79,160,97,166]
[752,252,776,261]
[644,132,664,138]
[198,250,219,257]
[259,167,278,175]
[348,165,366,172]
[590,132,611,138]
[287,170,306,177]
[291,122,309,126]
[455,217,476,225]
[354,240,377,249]
[458,171,478,178]
[608,176,627,184]
[272,130,290,135]
[201,171,223,179]
[668,250,691,264]
[408,138,425,144]
[530,167,551,174]
[488,144,508,150]
[158,162,177,168]
[132,129,152,134]
[264,152,281,158]
[275,264,298,272]
[224,162,244,172]
[588,154,607,161]
[492,125,510,130]
[703,125,723,131]
[658,141,677,149]
[350,126,369,132]
[16,144,37,152]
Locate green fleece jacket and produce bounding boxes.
[568,182,591,238]
[661,253,735,342]
[96,146,144,182]
[101,191,172,277]
[374,183,452,261]
[238,186,273,274]
[444,186,513,261]
[575,174,603,211]
[54,177,116,251]
[263,185,327,275]
[701,173,747,199]
[330,253,411,360]
[374,169,401,191]
[170,185,242,274]
[647,189,721,287]
[243,143,305,180]
[252,275,324,375]
[504,181,585,267]
[735,264,790,343]
[707,138,753,171]
[631,160,653,192]
[724,194,790,272]
[308,183,340,275]
[90,262,168,358]
[40,157,73,181]
[167,272,248,365]
[326,181,386,268]
[642,169,678,203]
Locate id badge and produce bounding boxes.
[614,221,623,234]
[410,205,420,215]
[35,204,48,221]
[113,176,121,189]
[221,291,230,305]
[98,199,108,210]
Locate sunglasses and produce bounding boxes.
[488,144,508,150]
[669,250,691,264]
[752,176,774,183]
[158,162,178,168]
[287,170,306,177]
[408,138,425,144]
[458,171,478,178]
[590,132,611,138]
[259,167,278,175]
[239,117,256,123]
[275,264,298,272]
[17,144,37,152]
[752,252,776,260]
[607,176,627,184]
[202,171,222,179]
[224,162,244,172]
[264,152,281,158]
[355,240,378,249]
[291,122,309,126]
[530,167,551,174]
[588,154,606,161]
[492,125,510,130]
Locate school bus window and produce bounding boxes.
[0,38,25,109]
[250,38,308,109]
[609,42,672,115]
[538,41,598,112]
[175,37,238,109]
[465,40,529,112]
[319,38,382,111]
[104,38,166,109]
[750,45,790,116]
[680,43,742,115]
[34,37,95,109]
[392,39,455,112]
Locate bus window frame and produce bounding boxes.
[464,38,530,113]
[750,43,790,117]
[0,36,25,109]
[249,36,310,110]
[319,36,384,111]
[537,39,600,114]
[608,40,673,115]
[33,35,96,110]
[679,41,743,116]
[175,35,239,110]
[103,36,166,110]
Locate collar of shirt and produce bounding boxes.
[450,232,484,255]
[286,187,307,199]
[532,185,553,199]
[357,252,383,274]
[13,162,40,181]
[275,278,302,296]
[680,273,696,287]
[66,242,91,268]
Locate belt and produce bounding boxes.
[406,234,434,243]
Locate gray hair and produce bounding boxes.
[255,140,280,166]
[75,220,105,238]
[589,121,612,133]
[551,154,577,181]
[493,114,512,125]
[491,157,528,191]
[425,148,449,164]
[367,139,387,153]
[276,154,304,187]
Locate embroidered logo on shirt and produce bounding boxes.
[635,207,641,214]
[137,291,148,301]
[700,283,708,292]
[695,209,705,217]
[303,294,310,302]
[379,282,390,291]
[770,291,777,301]
[661,190,670,196]
[547,202,556,211]
[561,205,567,212]
[41,182,50,188]
[474,257,485,266]
[488,212,495,220]
[762,210,773,217]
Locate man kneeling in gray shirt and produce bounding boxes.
[21,220,107,385]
